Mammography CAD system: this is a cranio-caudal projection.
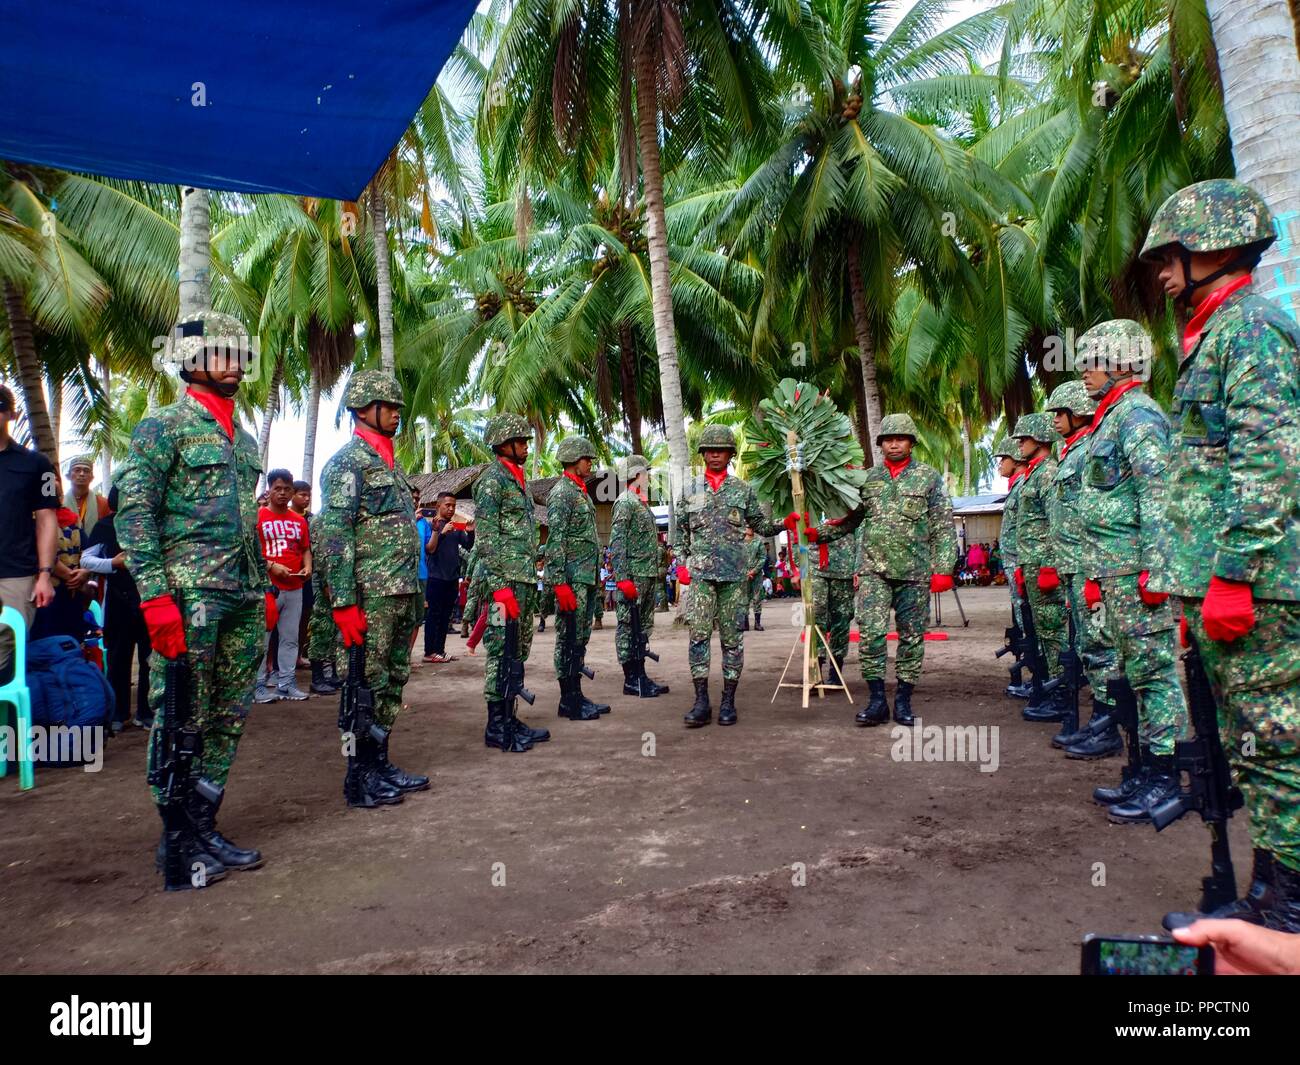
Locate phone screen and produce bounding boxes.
[1082,935,1211,976]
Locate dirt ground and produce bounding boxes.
[0,586,1242,974]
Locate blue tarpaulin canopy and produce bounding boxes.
[0,1,476,199]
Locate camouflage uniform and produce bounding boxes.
[116,392,266,803]
[1011,414,1067,677]
[305,510,340,672]
[1045,383,1116,700]
[318,434,421,730]
[812,534,856,667]
[744,536,767,623]
[1074,323,1187,756]
[609,483,660,664]
[819,416,956,685]
[675,473,784,682]
[1141,180,1300,873]
[545,460,600,681]
[998,442,1026,631]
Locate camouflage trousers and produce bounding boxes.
[1023,565,1066,677]
[345,591,421,729]
[146,588,262,803]
[813,575,855,667]
[1184,597,1300,874]
[615,577,658,664]
[306,577,339,669]
[1098,574,1187,755]
[748,576,765,620]
[1062,573,1115,697]
[554,582,597,679]
[483,581,537,700]
[858,573,927,684]
[687,579,747,682]
[1007,577,1022,631]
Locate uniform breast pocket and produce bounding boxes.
[900,491,926,519]
[1175,370,1227,448]
[236,452,261,501]
[1086,440,1122,490]
[362,469,400,514]
[176,441,231,500]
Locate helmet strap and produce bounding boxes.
[1179,247,1253,308]
[354,404,397,437]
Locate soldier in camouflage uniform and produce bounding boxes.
[1070,320,1189,825]
[1140,180,1300,929]
[994,436,1030,697]
[609,454,669,698]
[306,508,342,694]
[318,371,429,808]
[545,435,611,721]
[1010,413,1067,723]
[809,413,957,727]
[474,413,551,752]
[743,528,767,630]
[1044,380,1121,757]
[675,424,797,727]
[812,530,856,680]
[116,310,268,885]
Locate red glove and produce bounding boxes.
[1014,567,1025,594]
[555,584,578,612]
[1137,569,1168,606]
[676,566,691,586]
[1036,567,1060,592]
[141,595,187,658]
[783,511,802,538]
[1084,579,1102,610]
[1179,615,1190,649]
[805,526,821,543]
[264,592,279,632]
[333,604,368,647]
[930,573,953,594]
[1201,575,1256,643]
[617,580,638,601]
[491,587,520,620]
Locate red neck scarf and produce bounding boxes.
[498,456,526,490]
[1008,469,1023,487]
[1058,425,1092,462]
[632,483,646,502]
[563,469,588,494]
[704,469,727,492]
[884,456,911,479]
[1024,453,1047,477]
[353,425,394,469]
[1183,275,1252,355]
[1089,379,1144,433]
[186,387,235,440]
[818,543,829,568]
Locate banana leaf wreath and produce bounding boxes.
[743,379,868,520]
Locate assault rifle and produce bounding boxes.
[563,607,595,682]
[627,594,659,665]
[339,642,387,780]
[996,611,1025,690]
[1108,675,1143,792]
[1151,634,1243,913]
[148,654,222,891]
[499,615,536,710]
[1058,607,1081,726]
[1016,590,1060,709]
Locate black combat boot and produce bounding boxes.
[154,808,227,887]
[1106,753,1180,824]
[1163,849,1278,931]
[1005,681,1032,699]
[1093,744,1151,806]
[893,681,915,726]
[622,660,641,695]
[624,659,668,698]
[344,738,405,807]
[718,680,739,726]
[513,707,551,744]
[1049,698,1080,748]
[855,680,889,726]
[1054,697,1112,748]
[310,660,335,695]
[1023,680,1067,722]
[558,676,600,721]
[1266,862,1300,933]
[1063,719,1124,760]
[376,734,430,793]
[323,660,343,690]
[577,676,611,716]
[684,678,711,727]
[186,790,264,870]
[754,611,764,632]
[485,700,534,752]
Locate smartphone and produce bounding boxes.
[1081,934,1213,975]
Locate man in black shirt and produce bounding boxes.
[0,385,58,668]
[422,491,474,663]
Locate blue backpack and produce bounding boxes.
[25,635,115,765]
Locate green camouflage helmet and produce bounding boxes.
[875,412,919,443]
[165,310,251,372]
[991,436,1019,461]
[1140,179,1276,262]
[1010,413,1058,445]
[1074,319,1151,373]
[697,424,737,452]
[618,453,650,479]
[1044,380,1096,418]
[344,369,405,410]
[483,412,531,448]
[556,435,598,464]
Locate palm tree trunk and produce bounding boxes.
[302,365,321,485]
[1206,0,1300,314]
[101,358,112,488]
[48,376,62,447]
[961,416,972,494]
[847,239,883,467]
[3,281,57,458]
[424,419,434,474]
[259,356,284,478]
[618,321,644,455]
[178,187,211,321]
[843,349,870,458]
[370,185,396,375]
[633,39,690,497]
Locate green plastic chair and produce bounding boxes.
[0,605,35,790]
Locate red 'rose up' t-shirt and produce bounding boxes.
[257,506,310,591]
